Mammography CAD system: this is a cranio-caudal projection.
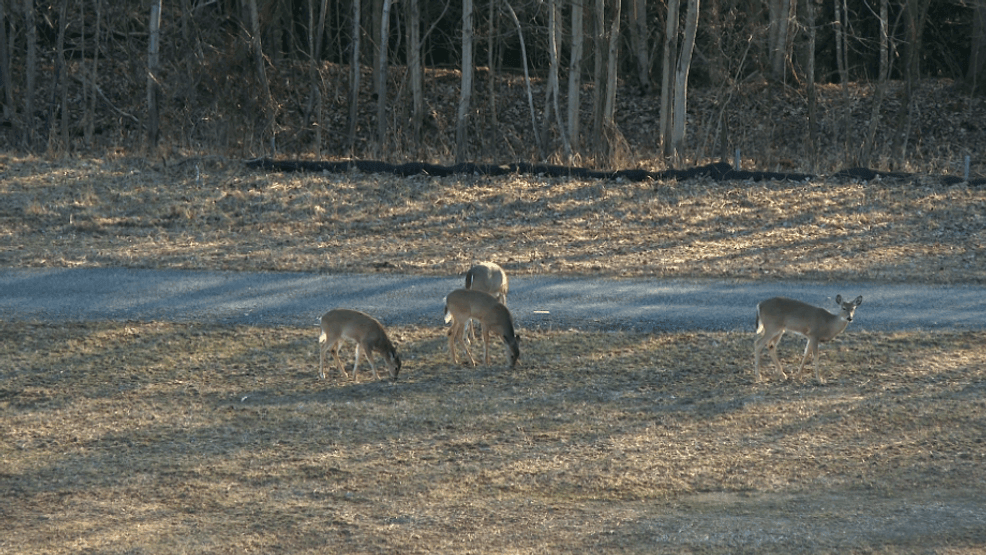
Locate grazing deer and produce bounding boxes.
[464,261,509,342]
[465,262,509,305]
[444,288,520,368]
[319,308,401,382]
[754,295,863,384]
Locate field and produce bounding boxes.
[2,154,985,553]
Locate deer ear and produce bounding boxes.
[835,294,843,304]
[854,296,863,306]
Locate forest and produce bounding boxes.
[0,0,982,171]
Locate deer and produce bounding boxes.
[754,295,863,384]
[319,308,401,383]
[464,261,509,343]
[465,261,509,305]
[444,288,520,368]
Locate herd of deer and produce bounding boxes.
[318,261,863,386]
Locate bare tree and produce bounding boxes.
[85,0,102,147]
[834,0,851,163]
[890,0,931,165]
[0,0,11,120]
[246,0,273,150]
[147,0,162,149]
[659,0,679,156]
[347,0,361,154]
[24,0,37,148]
[802,0,818,171]
[541,0,570,159]
[767,0,795,81]
[628,0,650,91]
[668,0,699,161]
[375,0,394,155]
[456,0,474,163]
[407,0,424,145]
[567,0,584,154]
[502,1,540,156]
[970,0,986,92]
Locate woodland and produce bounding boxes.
[0,0,983,171]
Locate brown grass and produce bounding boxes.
[1,154,984,283]
[2,321,984,553]
[2,155,986,553]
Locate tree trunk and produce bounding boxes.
[408,0,424,145]
[86,0,102,147]
[502,1,540,156]
[602,0,621,125]
[567,0,584,153]
[890,0,931,165]
[541,0,570,159]
[768,0,794,81]
[968,0,986,91]
[803,0,817,172]
[659,0,680,156]
[628,0,650,91]
[375,0,393,156]
[669,0,699,162]
[590,0,605,144]
[0,0,11,120]
[455,0,474,163]
[246,0,273,150]
[147,0,162,149]
[834,0,851,163]
[23,0,36,148]
[347,0,361,154]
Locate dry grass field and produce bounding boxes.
[2,154,985,553]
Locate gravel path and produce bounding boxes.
[1,267,983,331]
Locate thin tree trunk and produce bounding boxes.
[591,0,605,144]
[970,0,986,92]
[347,0,361,154]
[567,0,584,153]
[147,0,162,149]
[834,0,851,163]
[86,0,102,147]
[629,0,650,91]
[376,0,393,155]
[669,0,699,162]
[891,0,931,166]
[24,0,36,148]
[502,1,540,155]
[0,0,11,120]
[487,0,498,159]
[408,0,424,145]
[860,0,893,167]
[602,0,621,124]
[541,0,570,159]
[659,0,680,156]
[246,0,273,151]
[803,0,817,172]
[455,0,474,163]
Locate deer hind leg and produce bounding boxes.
[329,342,350,379]
[362,346,382,380]
[765,331,787,380]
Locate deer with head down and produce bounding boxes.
[319,308,401,382]
[444,288,519,368]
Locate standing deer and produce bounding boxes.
[754,295,863,384]
[465,261,509,304]
[444,288,520,368]
[319,308,401,382]
[464,262,509,342]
